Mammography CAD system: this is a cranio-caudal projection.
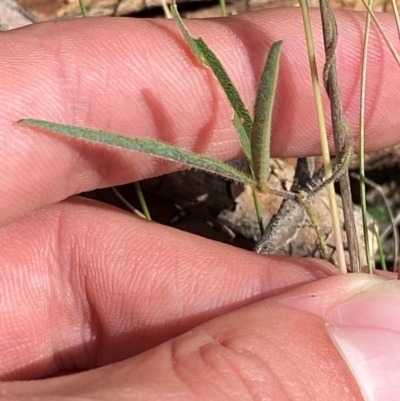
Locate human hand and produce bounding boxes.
[1,8,399,400]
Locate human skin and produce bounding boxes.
[0,8,400,400]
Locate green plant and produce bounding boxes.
[19,2,283,237]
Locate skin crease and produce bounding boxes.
[0,7,399,400]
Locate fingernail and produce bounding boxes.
[326,280,400,401]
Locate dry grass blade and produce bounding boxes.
[360,0,400,67]
[358,0,374,272]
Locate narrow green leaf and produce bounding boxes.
[19,119,255,186]
[170,3,252,160]
[250,41,282,192]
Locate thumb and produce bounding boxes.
[2,274,397,400]
[325,276,399,401]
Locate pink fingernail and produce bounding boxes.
[326,280,400,401]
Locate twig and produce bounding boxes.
[319,1,360,272]
[254,158,311,254]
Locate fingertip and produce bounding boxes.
[326,278,400,401]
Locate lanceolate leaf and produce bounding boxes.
[250,41,282,192]
[19,119,255,186]
[171,3,252,161]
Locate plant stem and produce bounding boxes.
[252,190,264,236]
[111,186,143,217]
[299,0,347,273]
[134,182,152,220]
[359,0,374,273]
[219,0,227,17]
[319,0,360,273]
[79,0,88,17]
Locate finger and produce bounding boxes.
[2,9,400,226]
[2,275,398,400]
[0,197,337,380]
